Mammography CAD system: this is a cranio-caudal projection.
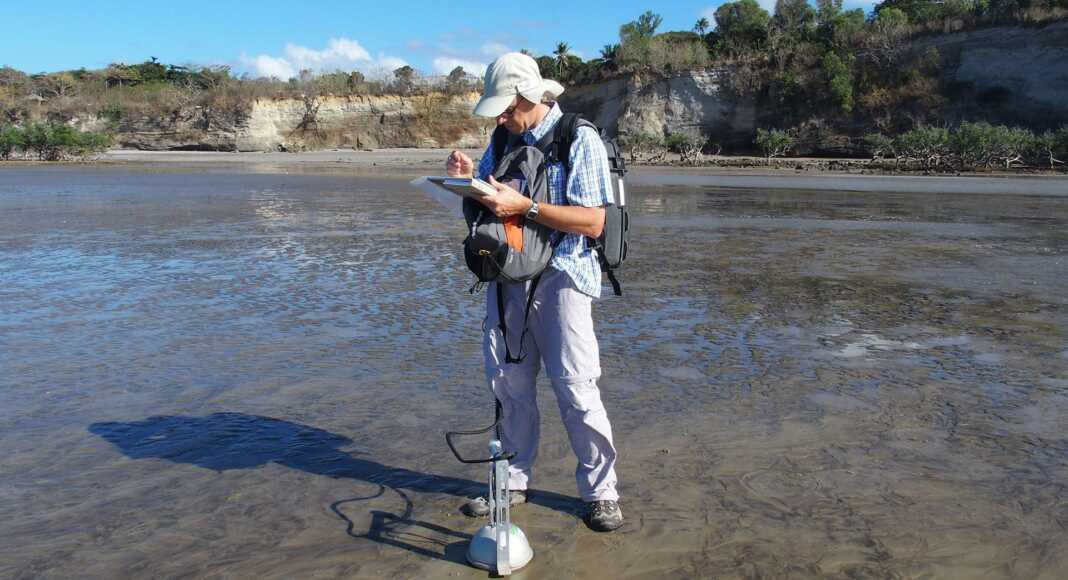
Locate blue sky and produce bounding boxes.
[4,0,877,78]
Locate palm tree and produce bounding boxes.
[553,42,571,79]
[694,17,710,36]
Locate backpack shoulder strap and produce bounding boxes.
[551,113,588,172]
[490,124,511,170]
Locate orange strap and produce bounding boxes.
[504,215,524,251]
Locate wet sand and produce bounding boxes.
[1,163,1066,579]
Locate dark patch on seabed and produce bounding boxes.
[1,166,1066,579]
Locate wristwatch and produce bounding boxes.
[525,200,540,220]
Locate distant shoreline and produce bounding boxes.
[3,149,1067,194]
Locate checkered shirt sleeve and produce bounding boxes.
[546,125,613,298]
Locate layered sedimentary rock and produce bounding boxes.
[85,23,1066,152]
[91,92,491,152]
[915,21,1068,128]
[560,69,757,148]
[237,93,490,151]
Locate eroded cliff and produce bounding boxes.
[93,91,492,152]
[90,23,1066,152]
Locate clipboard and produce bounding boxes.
[424,177,498,199]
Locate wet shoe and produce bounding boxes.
[584,500,623,532]
[461,490,527,517]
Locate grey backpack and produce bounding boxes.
[462,136,558,285]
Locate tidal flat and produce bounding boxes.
[1,163,1066,579]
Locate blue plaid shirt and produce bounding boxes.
[476,103,614,298]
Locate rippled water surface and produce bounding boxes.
[2,166,1066,579]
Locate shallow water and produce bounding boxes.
[1,165,1066,579]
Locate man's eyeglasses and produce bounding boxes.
[499,102,519,118]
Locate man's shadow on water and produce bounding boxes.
[89,412,578,565]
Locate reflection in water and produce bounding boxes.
[1,166,1067,578]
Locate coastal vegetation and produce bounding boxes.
[627,122,1068,171]
[0,122,111,161]
[1,1,1065,168]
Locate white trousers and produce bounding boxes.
[483,268,619,502]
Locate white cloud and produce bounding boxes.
[241,37,406,79]
[480,42,512,57]
[247,54,296,80]
[432,57,488,76]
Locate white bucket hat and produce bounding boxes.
[473,52,566,117]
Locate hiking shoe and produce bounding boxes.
[461,490,527,517]
[584,500,623,532]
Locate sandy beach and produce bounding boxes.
[1,158,1066,578]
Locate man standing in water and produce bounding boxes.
[446,52,623,532]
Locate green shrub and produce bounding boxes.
[950,121,995,167]
[72,130,113,156]
[863,132,895,159]
[822,52,854,113]
[894,126,949,169]
[754,128,796,161]
[0,124,24,159]
[99,103,125,127]
[622,132,668,163]
[3,121,111,160]
[664,132,706,164]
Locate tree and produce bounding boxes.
[554,42,572,79]
[617,11,666,70]
[817,0,843,25]
[755,128,796,161]
[827,9,866,49]
[392,65,415,95]
[0,124,25,159]
[822,52,854,112]
[620,10,663,41]
[664,132,706,164]
[346,70,366,92]
[873,0,941,24]
[894,126,949,169]
[863,132,896,161]
[772,0,817,39]
[600,44,620,70]
[446,66,468,93]
[104,63,142,88]
[193,65,232,90]
[36,72,78,98]
[1034,128,1068,169]
[695,17,711,36]
[713,0,771,56]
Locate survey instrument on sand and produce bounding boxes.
[445,401,534,575]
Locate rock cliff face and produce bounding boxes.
[237,93,490,151]
[560,69,756,148]
[915,21,1068,128]
[93,23,1066,152]
[98,92,492,152]
[558,22,1068,147]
